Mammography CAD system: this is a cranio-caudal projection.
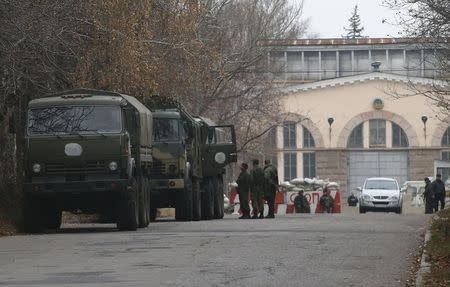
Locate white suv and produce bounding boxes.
[358,177,403,214]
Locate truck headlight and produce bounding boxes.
[109,161,118,171]
[362,194,371,201]
[32,163,41,173]
[391,195,399,201]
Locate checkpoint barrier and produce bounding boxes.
[229,188,341,215]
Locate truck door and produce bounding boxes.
[205,125,237,168]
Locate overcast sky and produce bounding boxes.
[302,0,403,38]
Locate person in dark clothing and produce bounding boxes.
[423,177,434,214]
[236,163,251,219]
[431,174,446,211]
[320,187,334,213]
[347,193,358,207]
[294,189,310,213]
[263,159,278,219]
[250,159,265,219]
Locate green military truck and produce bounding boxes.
[146,97,237,221]
[24,89,152,232]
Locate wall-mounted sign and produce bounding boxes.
[373,98,384,110]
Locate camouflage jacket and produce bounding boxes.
[264,164,279,187]
[250,167,265,188]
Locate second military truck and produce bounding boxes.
[146,97,237,221]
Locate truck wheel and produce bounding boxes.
[175,177,193,221]
[43,205,62,229]
[24,194,43,233]
[214,178,225,219]
[395,206,402,214]
[138,177,150,228]
[117,178,139,231]
[201,179,215,220]
[192,177,202,221]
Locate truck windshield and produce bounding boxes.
[28,106,122,135]
[153,118,180,142]
[365,180,398,190]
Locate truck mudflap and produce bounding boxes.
[150,179,184,190]
[24,179,129,194]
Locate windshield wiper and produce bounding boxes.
[89,130,107,138]
[70,131,85,139]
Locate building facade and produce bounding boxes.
[264,38,449,194]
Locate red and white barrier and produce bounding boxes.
[229,189,341,215]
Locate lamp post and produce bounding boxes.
[328,117,334,146]
[421,115,428,145]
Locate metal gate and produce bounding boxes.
[348,151,409,193]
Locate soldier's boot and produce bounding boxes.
[251,213,258,219]
[259,213,264,219]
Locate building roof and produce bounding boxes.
[259,37,447,47]
[278,72,447,94]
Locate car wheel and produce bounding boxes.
[359,205,366,214]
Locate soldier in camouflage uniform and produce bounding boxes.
[263,159,278,218]
[236,163,251,219]
[320,187,334,213]
[294,188,310,213]
[250,159,265,219]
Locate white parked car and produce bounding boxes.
[358,177,403,214]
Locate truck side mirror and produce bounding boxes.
[207,127,214,144]
[356,187,362,192]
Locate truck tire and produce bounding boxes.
[117,178,139,231]
[138,177,150,228]
[201,178,215,220]
[192,177,202,221]
[43,204,62,229]
[395,206,402,214]
[175,177,193,221]
[214,178,225,219]
[24,194,44,233]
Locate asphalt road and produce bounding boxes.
[0,212,429,287]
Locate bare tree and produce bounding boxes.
[384,0,449,116]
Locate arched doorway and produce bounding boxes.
[346,118,411,193]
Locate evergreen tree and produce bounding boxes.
[344,5,365,39]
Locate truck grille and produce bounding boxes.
[45,162,106,174]
[149,161,165,176]
[373,196,389,200]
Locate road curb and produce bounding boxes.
[415,228,431,287]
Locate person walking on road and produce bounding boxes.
[250,159,265,219]
[263,159,278,219]
[423,177,435,214]
[236,163,251,219]
[320,187,334,213]
[432,174,446,212]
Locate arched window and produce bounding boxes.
[283,121,296,148]
[392,123,409,147]
[369,119,386,147]
[303,127,315,148]
[442,127,450,146]
[347,123,363,148]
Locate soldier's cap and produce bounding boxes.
[436,173,442,178]
[241,163,248,170]
[252,159,259,165]
[424,177,430,182]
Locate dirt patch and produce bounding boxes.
[0,216,18,236]
[422,208,450,286]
